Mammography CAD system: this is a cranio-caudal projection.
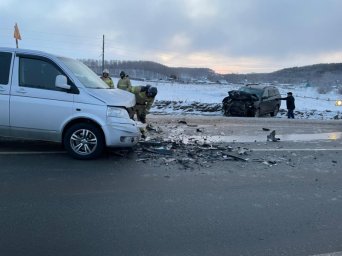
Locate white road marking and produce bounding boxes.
[311,251,342,256]
[251,148,342,152]
[0,151,65,155]
[0,148,342,156]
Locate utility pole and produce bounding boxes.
[102,34,105,72]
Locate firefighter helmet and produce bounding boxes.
[120,71,126,78]
[147,87,158,97]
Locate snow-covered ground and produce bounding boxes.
[114,78,342,120]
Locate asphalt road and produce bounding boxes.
[0,117,342,256]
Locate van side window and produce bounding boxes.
[19,57,63,91]
[0,52,12,85]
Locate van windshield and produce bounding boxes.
[239,87,263,98]
[59,57,109,89]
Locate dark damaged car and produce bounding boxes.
[222,84,281,117]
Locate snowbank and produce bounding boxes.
[122,79,342,120]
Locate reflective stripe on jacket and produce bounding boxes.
[131,86,155,112]
[117,77,132,91]
[101,77,114,89]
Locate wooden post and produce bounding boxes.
[102,34,105,72]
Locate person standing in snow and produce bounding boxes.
[116,71,134,118]
[100,69,114,89]
[279,92,295,119]
[117,71,132,91]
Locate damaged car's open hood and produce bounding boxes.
[228,90,259,101]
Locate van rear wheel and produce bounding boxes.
[64,123,104,160]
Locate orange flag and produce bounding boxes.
[14,23,22,48]
[14,23,22,40]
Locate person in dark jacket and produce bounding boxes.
[279,92,295,119]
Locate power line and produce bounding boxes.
[0,27,289,72]
[0,27,102,40]
[295,94,341,102]
[1,26,241,64]
[21,36,101,47]
[102,35,105,71]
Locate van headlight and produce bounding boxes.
[336,100,342,106]
[107,107,129,118]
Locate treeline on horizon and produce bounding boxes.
[80,59,342,86]
[80,59,215,81]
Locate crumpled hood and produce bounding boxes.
[228,90,259,101]
[87,88,136,108]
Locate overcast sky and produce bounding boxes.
[1,0,342,73]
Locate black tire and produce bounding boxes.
[271,105,280,117]
[223,106,230,116]
[254,109,261,117]
[63,123,105,160]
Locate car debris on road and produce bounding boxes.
[267,130,281,142]
[108,122,294,170]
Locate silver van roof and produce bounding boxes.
[0,47,64,58]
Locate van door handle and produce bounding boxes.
[16,89,27,94]
[0,88,5,92]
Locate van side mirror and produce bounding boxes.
[55,75,71,90]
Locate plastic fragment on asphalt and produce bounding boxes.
[136,158,149,162]
[142,147,173,155]
[267,130,281,142]
[223,153,249,162]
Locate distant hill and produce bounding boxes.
[80,59,215,81]
[81,59,342,86]
[223,63,342,86]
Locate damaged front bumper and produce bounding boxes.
[222,90,258,117]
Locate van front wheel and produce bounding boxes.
[64,123,104,160]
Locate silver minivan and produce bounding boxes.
[0,47,140,159]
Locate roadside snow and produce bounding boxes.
[121,79,342,120]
